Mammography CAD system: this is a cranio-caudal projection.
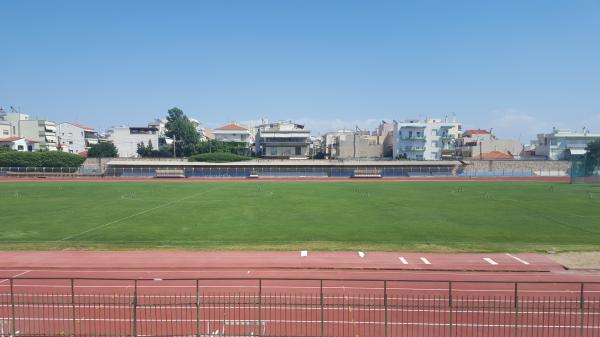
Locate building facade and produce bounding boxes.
[456,129,523,160]
[255,122,311,158]
[107,126,159,158]
[17,119,58,151]
[213,124,251,144]
[58,122,99,154]
[0,137,29,151]
[331,132,384,159]
[535,128,600,160]
[392,118,461,160]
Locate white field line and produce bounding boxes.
[483,258,498,265]
[0,270,30,284]
[60,187,221,241]
[506,253,531,265]
[1,316,599,329]
[300,250,308,257]
[420,257,431,265]
[1,305,599,316]
[398,257,408,264]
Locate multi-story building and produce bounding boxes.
[0,120,14,138]
[333,133,384,159]
[322,129,354,158]
[17,119,58,151]
[392,118,461,160]
[213,123,251,144]
[456,129,523,159]
[535,128,600,160]
[57,122,99,154]
[376,121,395,158]
[0,110,58,151]
[107,126,159,158]
[255,122,311,158]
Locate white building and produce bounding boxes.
[535,128,600,160]
[255,122,311,158]
[0,110,58,151]
[0,137,29,151]
[58,122,99,154]
[392,118,461,160]
[107,126,159,158]
[213,123,251,144]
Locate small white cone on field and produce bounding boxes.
[358,251,365,258]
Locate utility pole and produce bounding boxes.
[173,135,177,158]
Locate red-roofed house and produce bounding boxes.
[0,137,30,151]
[213,123,251,144]
[480,151,514,160]
[456,129,522,159]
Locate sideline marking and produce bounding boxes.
[60,186,221,241]
[420,257,431,265]
[506,253,530,265]
[300,250,308,257]
[0,270,30,284]
[483,258,498,265]
[398,257,408,265]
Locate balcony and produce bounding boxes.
[403,147,425,152]
[401,136,426,140]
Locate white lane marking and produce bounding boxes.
[398,257,408,265]
[420,257,431,265]
[0,270,30,284]
[357,251,365,258]
[300,250,308,257]
[483,258,498,265]
[506,253,530,265]
[60,186,222,241]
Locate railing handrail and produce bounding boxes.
[5,276,600,285]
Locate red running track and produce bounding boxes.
[1,251,599,337]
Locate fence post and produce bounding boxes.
[71,279,77,337]
[9,279,15,337]
[258,280,262,337]
[133,280,138,337]
[580,283,585,337]
[514,282,518,337]
[196,280,201,337]
[449,281,453,337]
[384,280,388,337]
[320,280,324,337]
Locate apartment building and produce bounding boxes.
[535,128,600,160]
[0,110,58,151]
[58,122,99,154]
[456,129,523,159]
[255,122,311,158]
[392,118,461,160]
[107,126,159,158]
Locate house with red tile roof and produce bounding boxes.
[0,137,34,152]
[213,123,251,144]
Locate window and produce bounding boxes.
[2,130,8,135]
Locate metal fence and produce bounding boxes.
[0,166,570,178]
[1,278,599,337]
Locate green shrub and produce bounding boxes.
[88,143,118,158]
[0,151,86,167]
[188,152,252,163]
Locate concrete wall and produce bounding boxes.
[462,160,570,175]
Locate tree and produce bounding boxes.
[585,139,600,162]
[136,140,155,157]
[88,142,118,158]
[164,107,200,157]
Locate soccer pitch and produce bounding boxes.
[0,181,599,252]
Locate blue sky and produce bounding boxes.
[1,0,599,141]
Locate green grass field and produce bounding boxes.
[1,181,599,252]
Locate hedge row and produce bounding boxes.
[188,152,253,163]
[0,151,86,167]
